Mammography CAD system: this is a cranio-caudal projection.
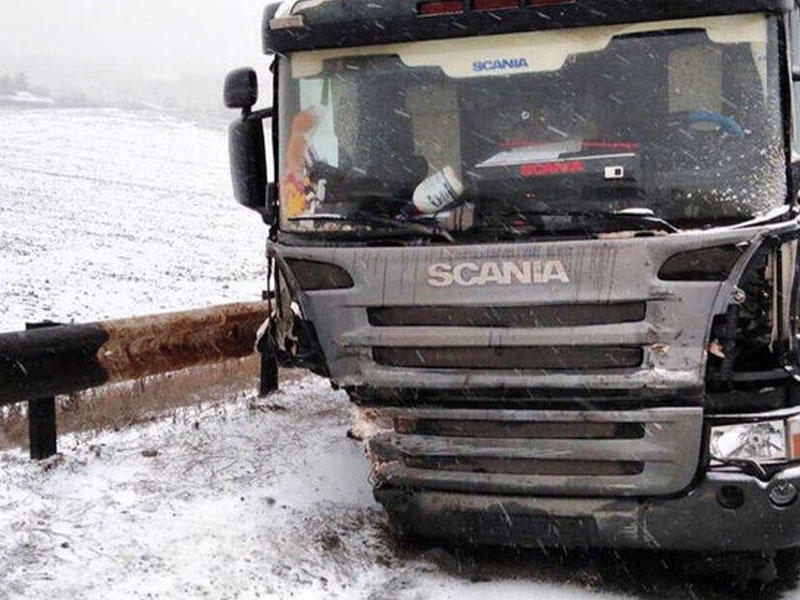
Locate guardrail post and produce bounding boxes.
[26,321,59,460]
[28,394,57,460]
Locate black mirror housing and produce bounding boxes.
[229,117,271,221]
[224,68,259,110]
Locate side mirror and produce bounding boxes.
[229,115,273,222]
[225,67,275,224]
[224,67,259,111]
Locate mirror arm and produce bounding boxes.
[266,183,278,226]
[245,107,273,122]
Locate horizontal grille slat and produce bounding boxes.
[368,302,646,328]
[394,418,645,439]
[405,456,644,477]
[373,346,644,370]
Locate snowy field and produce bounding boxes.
[2,107,800,599]
[0,107,265,332]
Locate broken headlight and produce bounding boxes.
[658,245,742,281]
[710,420,787,463]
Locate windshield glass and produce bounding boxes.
[278,14,786,240]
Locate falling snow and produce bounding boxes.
[2,107,800,599]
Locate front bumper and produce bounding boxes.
[376,465,800,552]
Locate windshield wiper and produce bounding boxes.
[495,207,681,238]
[288,213,455,243]
[608,208,681,233]
[519,208,680,234]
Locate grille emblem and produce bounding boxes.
[427,260,570,287]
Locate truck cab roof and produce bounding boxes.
[263,0,792,52]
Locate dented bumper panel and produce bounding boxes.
[376,464,800,551]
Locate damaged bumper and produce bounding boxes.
[376,465,800,551]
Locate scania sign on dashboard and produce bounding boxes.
[427,260,570,287]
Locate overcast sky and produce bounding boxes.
[0,0,270,92]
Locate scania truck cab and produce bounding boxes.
[226,0,800,574]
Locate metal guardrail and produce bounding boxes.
[0,302,268,459]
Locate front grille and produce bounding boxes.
[373,346,644,370]
[368,407,703,497]
[405,456,644,476]
[368,302,646,328]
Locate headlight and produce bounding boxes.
[284,259,354,291]
[710,420,787,463]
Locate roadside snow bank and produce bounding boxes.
[1,377,375,599]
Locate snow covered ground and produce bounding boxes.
[2,107,800,599]
[0,377,641,600]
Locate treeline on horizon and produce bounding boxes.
[0,69,236,119]
[0,71,96,107]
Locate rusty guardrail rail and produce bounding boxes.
[0,302,268,459]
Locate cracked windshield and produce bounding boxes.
[279,14,785,240]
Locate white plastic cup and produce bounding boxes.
[412,166,464,214]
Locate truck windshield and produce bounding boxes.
[278,14,786,239]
